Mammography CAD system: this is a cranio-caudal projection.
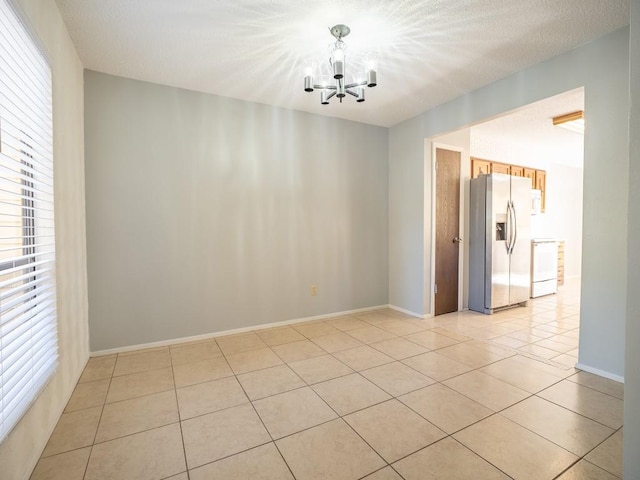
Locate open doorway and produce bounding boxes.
[429,87,584,366]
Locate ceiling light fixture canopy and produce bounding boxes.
[303,24,377,105]
[552,110,584,134]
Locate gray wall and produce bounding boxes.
[389,28,630,378]
[84,71,388,351]
[625,0,639,475]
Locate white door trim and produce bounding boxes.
[430,142,465,317]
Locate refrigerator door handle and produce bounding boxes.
[509,200,518,253]
[505,201,512,254]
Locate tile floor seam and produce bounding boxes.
[310,371,394,416]
[581,458,623,479]
[108,363,173,379]
[406,434,517,480]
[355,465,394,480]
[99,384,180,408]
[80,446,93,480]
[232,365,279,444]
[487,409,595,460]
[186,343,277,473]
[185,439,274,475]
[169,359,191,480]
[80,372,113,479]
[398,396,497,437]
[478,367,567,395]
[361,426,450,467]
[562,378,625,400]
[550,458,583,480]
[270,441,298,480]
[338,416,392,472]
[357,367,435,398]
[209,340,299,480]
[88,373,113,445]
[294,353,356,383]
[273,440,296,480]
[530,391,623,430]
[91,419,182,446]
[575,428,623,472]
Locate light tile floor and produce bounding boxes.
[31,280,624,479]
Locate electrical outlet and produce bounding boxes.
[311,285,317,296]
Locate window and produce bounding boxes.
[0,0,57,443]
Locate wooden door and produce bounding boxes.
[523,168,536,188]
[435,148,461,316]
[491,162,510,175]
[471,157,491,178]
[511,166,525,177]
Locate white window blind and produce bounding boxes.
[0,0,57,443]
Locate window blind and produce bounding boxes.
[0,0,57,444]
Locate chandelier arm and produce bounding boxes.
[326,91,337,100]
[344,81,368,89]
[313,85,337,90]
[346,89,360,98]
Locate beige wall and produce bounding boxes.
[0,1,88,479]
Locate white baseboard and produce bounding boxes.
[575,362,624,384]
[387,304,426,319]
[91,304,388,357]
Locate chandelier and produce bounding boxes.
[303,24,377,104]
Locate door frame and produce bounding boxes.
[430,142,465,317]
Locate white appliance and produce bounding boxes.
[469,174,532,314]
[531,239,558,297]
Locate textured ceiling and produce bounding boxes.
[55,0,629,127]
[472,88,585,168]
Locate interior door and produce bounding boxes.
[435,148,461,316]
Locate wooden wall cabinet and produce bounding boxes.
[471,158,547,213]
[491,162,510,175]
[511,166,525,177]
[471,158,491,178]
[523,168,536,188]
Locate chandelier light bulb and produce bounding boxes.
[303,24,378,105]
[364,52,377,71]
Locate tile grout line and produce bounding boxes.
[215,336,299,480]
[169,353,191,480]
[81,358,116,480]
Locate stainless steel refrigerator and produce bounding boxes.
[469,173,531,314]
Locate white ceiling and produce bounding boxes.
[55,0,629,127]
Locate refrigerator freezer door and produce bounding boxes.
[489,174,511,310]
[509,176,533,305]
